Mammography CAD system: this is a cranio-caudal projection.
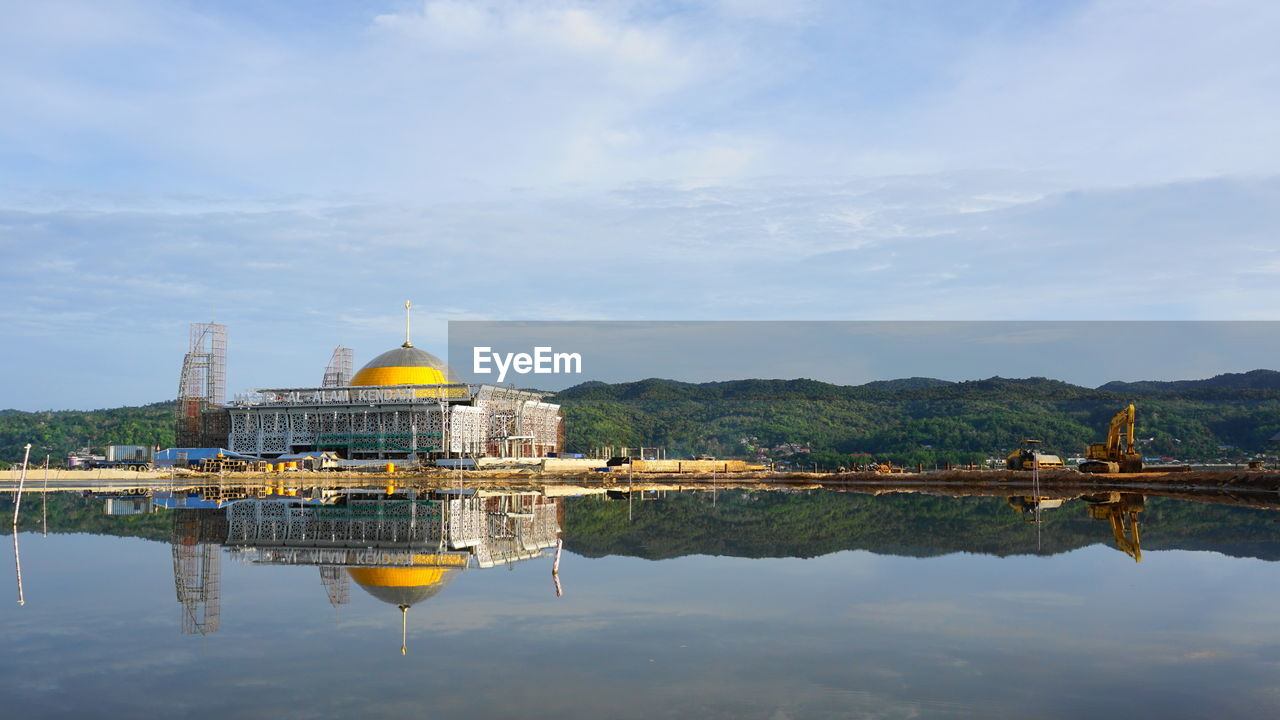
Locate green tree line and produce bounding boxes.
[553,371,1280,463]
[0,402,175,466]
[3,370,1279,465]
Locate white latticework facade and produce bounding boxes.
[225,384,560,459]
[474,386,561,458]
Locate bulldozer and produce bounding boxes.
[1005,439,1065,471]
[1080,404,1144,474]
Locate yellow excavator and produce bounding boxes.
[1080,404,1144,474]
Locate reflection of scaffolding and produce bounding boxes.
[319,566,349,607]
[171,510,223,635]
[322,346,354,388]
[473,494,562,568]
[177,322,227,446]
[224,492,561,570]
[227,499,443,545]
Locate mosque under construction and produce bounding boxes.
[176,305,563,462]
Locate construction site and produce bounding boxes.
[3,309,1270,487]
[173,308,564,467]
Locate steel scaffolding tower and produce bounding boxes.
[322,346,354,388]
[177,322,227,447]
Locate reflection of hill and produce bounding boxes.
[1,493,173,541]
[13,491,1280,563]
[563,491,1280,561]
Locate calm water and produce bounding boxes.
[4,486,1280,719]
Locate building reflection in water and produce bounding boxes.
[166,489,563,652]
[170,508,225,635]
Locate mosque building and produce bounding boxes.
[211,304,562,462]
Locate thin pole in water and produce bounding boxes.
[41,455,49,536]
[12,444,31,528]
[12,533,23,606]
[1033,453,1041,551]
[551,538,563,597]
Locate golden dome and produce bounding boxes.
[347,566,459,607]
[350,345,458,386]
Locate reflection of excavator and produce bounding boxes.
[1006,439,1065,470]
[1080,404,1144,473]
[1085,492,1144,562]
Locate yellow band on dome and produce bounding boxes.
[348,567,451,588]
[351,366,450,386]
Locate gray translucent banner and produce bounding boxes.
[446,321,1279,390]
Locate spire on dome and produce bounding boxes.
[403,300,413,348]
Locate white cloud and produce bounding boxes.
[1,1,1278,407]
[3,171,1278,407]
[904,0,1280,183]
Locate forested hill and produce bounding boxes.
[3,370,1279,465]
[0,402,175,466]
[1098,369,1280,394]
[552,371,1280,464]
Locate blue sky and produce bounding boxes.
[2,0,1278,409]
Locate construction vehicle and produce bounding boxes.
[1084,492,1144,562]
[1005,439,1064,470]
[1080,404,1144,473]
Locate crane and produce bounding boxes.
[1080,404,1144,473]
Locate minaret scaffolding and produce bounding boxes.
[322,346,354,388]
[176,322,227,447]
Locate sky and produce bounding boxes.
[1,0,1278,409]
[446,321,1280,390]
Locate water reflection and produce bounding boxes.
[170,508,223,635]
[1007,492,1144,561]
[1006,495,1066,517]
[165,489,563,651]
[7,481,1280,717]
[1084,492,1144,562]
[11,531,22,606]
